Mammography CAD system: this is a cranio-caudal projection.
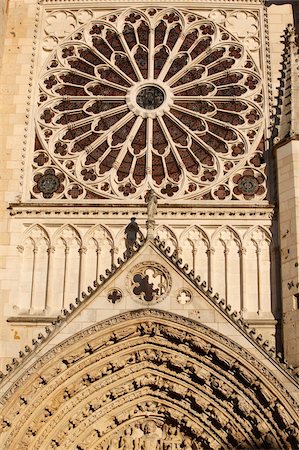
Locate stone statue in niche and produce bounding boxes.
[125,217,140,252]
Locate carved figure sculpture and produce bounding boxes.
[124,218,140,251]
[146,190,158,240]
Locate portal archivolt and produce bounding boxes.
[0,310,298,449]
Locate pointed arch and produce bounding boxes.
[52,224,82,247]
[83,225,114,288]
[243,225,272,246]
[211,226,242,311]
[243,226,272,316]
[0,310,298,449]
[51,225,82,310]
[179,226,210,283]
[211,225,242,250]
[19,225,50,313]
[24,224,50,244]
[155,225,178,253]
[83,224,114,249]
[180,225,210,249]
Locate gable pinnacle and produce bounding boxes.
[146,189,158,241]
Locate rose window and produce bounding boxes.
[33,8,266,201]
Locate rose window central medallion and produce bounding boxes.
[34,7,266,201]
[136,86,165,110]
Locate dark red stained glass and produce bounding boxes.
[94,111,128,132]
[171,67,205,87]
[154,46,169,78]
[180,29,198,52]
[71,133,99,153]
[68,58,95,76]
[201,48,225,66]
[170,109,205,132]
[86,100,125,114]
[63,124,91,141]
[191,141,214,166]
[78,48,104,66]
[98,68,131,87]
[155,21,167,46]
[123,24,137,49]
[55,100,86,112]
[200,132,228,153]
[112,117,136,145]
[106,30,124,52]
[56,111,88,125]
[165,151,181,181]
[92,37,113,59]
[152,153,165,184]
[134,46,148,79]
[213,73,243,86]
[164,54,188,81]
[190,37,212,59]
[177,83,214,96]
[163,116,187,146]
[85,141,109,165]
[176,101,214,115]
[215,86,247,97]
[59,73,90,86]
[132,155,146,184]
[137,21,150,47]
[166,24,181,49]
[115,54,138,81]
[177,148,199,175]
[208,58,235,75]
[132,120,146,154]
[214,101,248,112]
[207,122,237,141]
[213,111,244,126]
[56,85,86,96]
[153,120,168,154]
[117,151,134,180]
[87,83,124,96]
[99,149,120,174]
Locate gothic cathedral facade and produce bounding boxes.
[0,0,299,447]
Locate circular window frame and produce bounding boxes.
[127,262,171,305]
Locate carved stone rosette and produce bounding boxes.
[128,262,171,305]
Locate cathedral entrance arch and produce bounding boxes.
[0,310,298,449]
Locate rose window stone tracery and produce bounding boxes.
[129,262,171,304]
[33,8,266,201]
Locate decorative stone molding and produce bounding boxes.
[8,203,275,218]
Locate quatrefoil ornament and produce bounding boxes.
[128,262,171,305]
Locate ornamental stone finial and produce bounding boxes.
[146,190,158,241]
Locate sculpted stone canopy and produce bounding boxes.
[0,310,298,449]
